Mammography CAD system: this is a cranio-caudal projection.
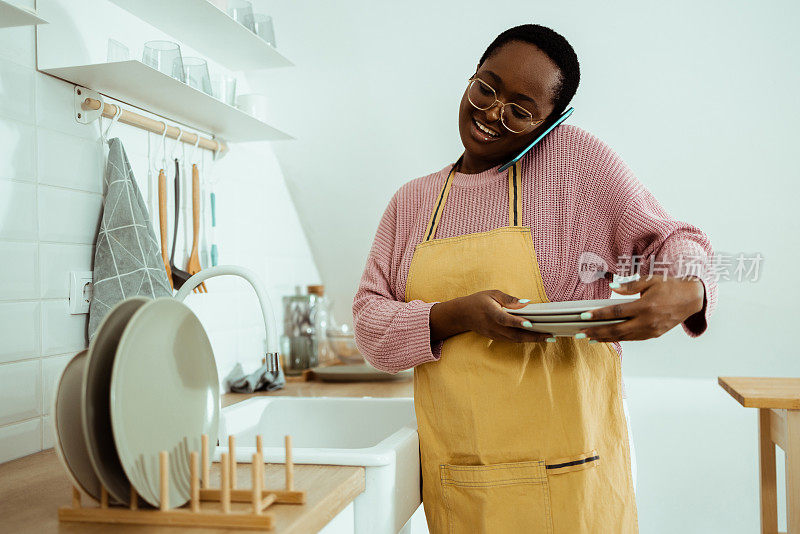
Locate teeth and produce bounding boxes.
[474,118,499,137]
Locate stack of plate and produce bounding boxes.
[502,298,638,336]
[52,297,219,509]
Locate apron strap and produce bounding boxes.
[507,159,523,227]
[424,158,524,242]
[424,165,456,241]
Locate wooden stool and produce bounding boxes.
[719,377,800,534]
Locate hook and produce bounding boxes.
[101,104,123,144]
[170,127,183,161]
[190,134,201,165]
[158,121,169,170]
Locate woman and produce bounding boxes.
[353,24,716,533]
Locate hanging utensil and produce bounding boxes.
[186,163,206,293]
[169,158,193,290]
[210,188,218,267]
[158,168,173,290]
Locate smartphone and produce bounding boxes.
[498,107,575,172]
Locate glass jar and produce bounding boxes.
[282,287,316,375]
[281,284,335,374]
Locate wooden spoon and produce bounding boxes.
[157,168,173,290]
[186,163,206,293]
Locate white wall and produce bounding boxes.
[253,0,800,379]
[248,6,800,530]
[0,0,319,463]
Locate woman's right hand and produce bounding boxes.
[430,290,550,343]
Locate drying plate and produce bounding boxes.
[82,296,150,506]
[517,313,583,322]
[526,319,626,336]
[53,350,102,502]
[503,297,639,316]
[110,298,218,509]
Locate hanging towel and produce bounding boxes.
[224,361,285,393]
[88,138,172,338]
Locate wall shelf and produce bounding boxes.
[41,60,292,142]
[0,0,48,27]
[107,0,292,71]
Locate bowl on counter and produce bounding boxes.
[326,324,364,364]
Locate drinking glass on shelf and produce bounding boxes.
[227,0,255,32]
[183,57,213,95]
[142,40,185,82]
[106,39,130,62]
[248,14,276,47]
[211,75,237,106]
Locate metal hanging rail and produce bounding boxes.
[76,87,227,154]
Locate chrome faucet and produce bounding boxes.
[174,265,280,372]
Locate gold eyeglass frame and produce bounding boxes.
[466,76,544,134]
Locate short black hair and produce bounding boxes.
[479,24,580,126]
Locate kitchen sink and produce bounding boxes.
[217,397,421,534]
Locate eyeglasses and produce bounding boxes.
[466,77,544,134]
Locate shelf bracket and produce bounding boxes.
[213,139,229,161]
[74,86,103,124]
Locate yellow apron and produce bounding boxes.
[405,159,638,533]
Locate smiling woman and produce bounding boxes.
[457,28,578,170]
[352,23,716,534]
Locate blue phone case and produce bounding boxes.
[498,107,575,172]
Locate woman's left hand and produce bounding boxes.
[578,275,705,342]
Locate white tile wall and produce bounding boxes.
[0,59,35,123]
[38,128,104,193]
[0,180,38,240]
[41,300,87,356]
[39,243,93,298]
[0,242,37,299]
[0,359,41,426]
[0,117,36,182]
[0,24,320,463]
[0,25,35,68]
[0,418,41,463]
[0,302,40,363]
[37,186,102,243]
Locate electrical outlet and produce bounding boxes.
[69,271,93,314]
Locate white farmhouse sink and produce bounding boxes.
[217,397,421,534]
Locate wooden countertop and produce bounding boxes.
[221,375,414,407]
[0,376,413,533]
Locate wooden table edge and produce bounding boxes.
[718,376,800,410]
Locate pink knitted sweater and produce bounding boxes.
[352,124,717,374]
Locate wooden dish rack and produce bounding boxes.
[59,434,306,530]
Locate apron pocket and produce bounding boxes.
[440,460,553,534]
[545,449,600,476]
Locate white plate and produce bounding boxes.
[83,297,150,506]
[517,313,583,322]
[504,298,639,316]
[110,298,219,509]
[53,350,102,502]
[525,320,626,336]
